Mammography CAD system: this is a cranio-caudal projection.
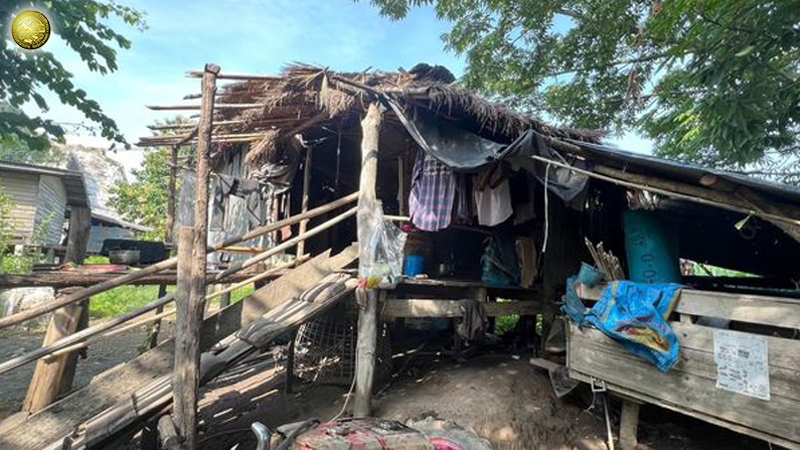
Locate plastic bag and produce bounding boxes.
[358,205,407,289]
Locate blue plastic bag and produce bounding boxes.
[585,281,683,372]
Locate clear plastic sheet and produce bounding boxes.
[358,204,407,289]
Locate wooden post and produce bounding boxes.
[60,205,92,394]
[150,145,180,349]
[619,399,640,450]
[218,286,232,308]
[22,288,83,413]
[65,206,91,265]
[353,102,382,417]
[172,227,200,449]
[23,204,90,411]
[397,156,405,215]
[176,63,217,450]
[296,146,313,258]
[354,289,378,416]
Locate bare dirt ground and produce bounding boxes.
[0,329,774,450]
[191,353,771,450]
[0,322,174,421]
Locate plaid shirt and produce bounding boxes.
[409,151,456,231]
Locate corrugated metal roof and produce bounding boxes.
[569,141,800,205]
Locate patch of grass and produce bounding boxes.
[89,283,257,319]
[495,314,520,336]
[89,285,167,319]
[230,284,255,304]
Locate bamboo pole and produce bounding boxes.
[42,259,305,361]
[215,206,357,280]
[0,207,355,374]
[0,294,175,375]
[0,192,357,329]
[185,70,281,80]
[530,157,800,227]
[147,120,245,131]
[145,104,262,111]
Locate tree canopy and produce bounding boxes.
[365,0,800,182]
[1,1,145,153]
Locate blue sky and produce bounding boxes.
[22,0,651,172]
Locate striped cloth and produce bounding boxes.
[409,150,456,231]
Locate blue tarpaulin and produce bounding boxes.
[585,281,683,372]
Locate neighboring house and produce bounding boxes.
[0,161,152,254]
[0,161,89,248]
[88,210,152,254]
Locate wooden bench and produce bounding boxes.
[568,283,800,450]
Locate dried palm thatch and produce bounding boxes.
[244,129,280,168]
[206,63,603,170]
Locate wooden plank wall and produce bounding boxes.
[35,175,67,247]
[567,286,800,449]
[0,171,39,243]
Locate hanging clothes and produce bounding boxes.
[409,150,457,231]
[453,172,473,224]
[473,163,513,227]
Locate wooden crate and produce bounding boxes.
[568,285,800,450]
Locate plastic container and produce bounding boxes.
[405,255,425,276]
[623,211,681,283]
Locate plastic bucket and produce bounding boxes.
[405,254,425,276]
[623,211,681,283]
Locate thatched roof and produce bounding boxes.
[210,64,601,162]
[138,63,603,167]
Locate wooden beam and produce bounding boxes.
[354,289,379,417]
[145,103,262,110]
[381,299,542,318]
[0,209,355,374]
[354,102,382,417]
[38,259,305,364]
[59,205,92,395]
[65,206,91,264]
[173,227,200,449]
[185,70,281,80]
[0,269,277,289]
[576,283,800,329]
[157,415,182,450]
[0,248,357,450]
[619,400,640,450]
[21,289,83,413]
[214,206,357,280]
[0,192,357,329]
[296,146,313,258]
[147,120,244,130]
[0,294,175,375]
[593,165,800,226]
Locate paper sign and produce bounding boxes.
[713,329,770,401]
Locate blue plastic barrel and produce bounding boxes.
[404,255,425,276]
[623,211,681,283]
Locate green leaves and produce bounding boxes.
[0,1,146,152]
[365,0,800,182]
